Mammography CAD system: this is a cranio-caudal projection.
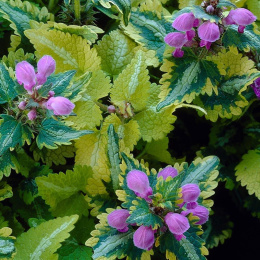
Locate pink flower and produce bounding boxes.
[15,61,36,93]
[36,55,56,85]
[108,105,116,113]
[126,170,153,202]
[27,109,37,121]
[18,101,27,110]
[157,167,178,180]
[198,21,220,50]
[172,12,197,32]
[206,5,214,14]
[251,77,260,99]
[165,213,190,238]
[107,209,130,232]
[46,96,75,115]
[181,205,209,225]
[181,184,200,203]
[164,32,188,58]
[224,8,256,33]
[133,226,155,250]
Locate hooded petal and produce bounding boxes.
[15,61,36,92]
[36,55,56,85]
[46,96,75,115]
[157,166,178,180]
[230,8,256,26]
[198,21,220,42]
[133,226,155,250]
[181,183,200,203]
[165,212,190,235]
[181,205,209,225]
[27,109,37,121]
[172,12,196,31]
[107,209,130,232]
[164,32,187,48]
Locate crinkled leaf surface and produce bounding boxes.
[235,149,260,199]
[0,181,13,202]
[0,227,16,259]
[36,118,92,149]
[14,215,78,260]
[0,151,15,180]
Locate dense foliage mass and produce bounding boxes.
[0,0,259,259]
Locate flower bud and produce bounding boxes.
[107,209,130,232]
[181,205,209,225]
[18,101,27,110]
[108,105,116,113]
[157,167,178,180]
[172,12,196,32]
[206,5,214,14]
[27,109,37,121]
[15,61,36,93]
[48,91,55,98]
[46,96,75,115]
[251,78,260,99]
[181,184,200,203]
[36,55,56,85]
[133,226,155,250]
[126,170,153,202]
[165,213,190,236]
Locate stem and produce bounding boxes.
[95,101,108,112]
[136,144,148,160]
[48,0,57,12]
[74,0,81,21]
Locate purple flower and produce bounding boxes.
[27,109,37,121]
[18,101,27,110]
[172,12,197,32]
[36,55,56,85]
[133,226,155,250]
[198,21,220,50]
[206,5,214,14]
[107,209,130,232]
[181,205,209,225]
[158,167,178,180]
[126,170,153,202]
[224,8,256,33]
[251,77,260,98]
[48,91,55,98]
[186,202,198,209]
[46,96,75,115]
[181,184,200,203]
[164,32,188,58]
[108,105,116,113]
[15,61,36,93]
[165,213,190,238]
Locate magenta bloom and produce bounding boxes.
[164,32,188,58]
[181,184,200,203]
[198,21,220,50]
[36,55,56,85]
[206,5,214,14]
[133,226,155,250]
[251,77,260,98]
[224,8,256,33]
[186,202,198,209]
[126,170,153,202]
[46,96,75,115]
[27,109,37,121]
[108,105,116,113]
[158,167,178,180]
[107,209,130,232]
[15,61,36,93]
[181,205,209,225]
[172,12,197,32]
[165,212,190,237]
[18,101,27,110]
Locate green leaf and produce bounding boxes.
[0,115,33,156]
[235,149,260,199]
[222,24,260,52]
[0,227,16,259]
[36,118,92,149]
[0,151,15,180]
[157,53,221,110]
[247,0,260,20]
[38,70,76,97]
[111,50,150,112]
[14,215,78,259]
[36,166,93,217]
[217,0,237,8]
[107,124,121,191]
[0,63,17,104]
[95,0,131,26]
[25,29,100,75]
[95,29,137,77]
[0,181,13,202]
[122,10,172,62]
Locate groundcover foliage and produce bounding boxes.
[0,0,259,259]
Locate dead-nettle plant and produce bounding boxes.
[0,0,259,259]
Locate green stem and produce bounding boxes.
[136,144,148,160]
[74,0,81,21]
[48,0,57,12]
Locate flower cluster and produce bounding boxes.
[16,55,75,121]
[165,5,256,58]
[107,167,209,251]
